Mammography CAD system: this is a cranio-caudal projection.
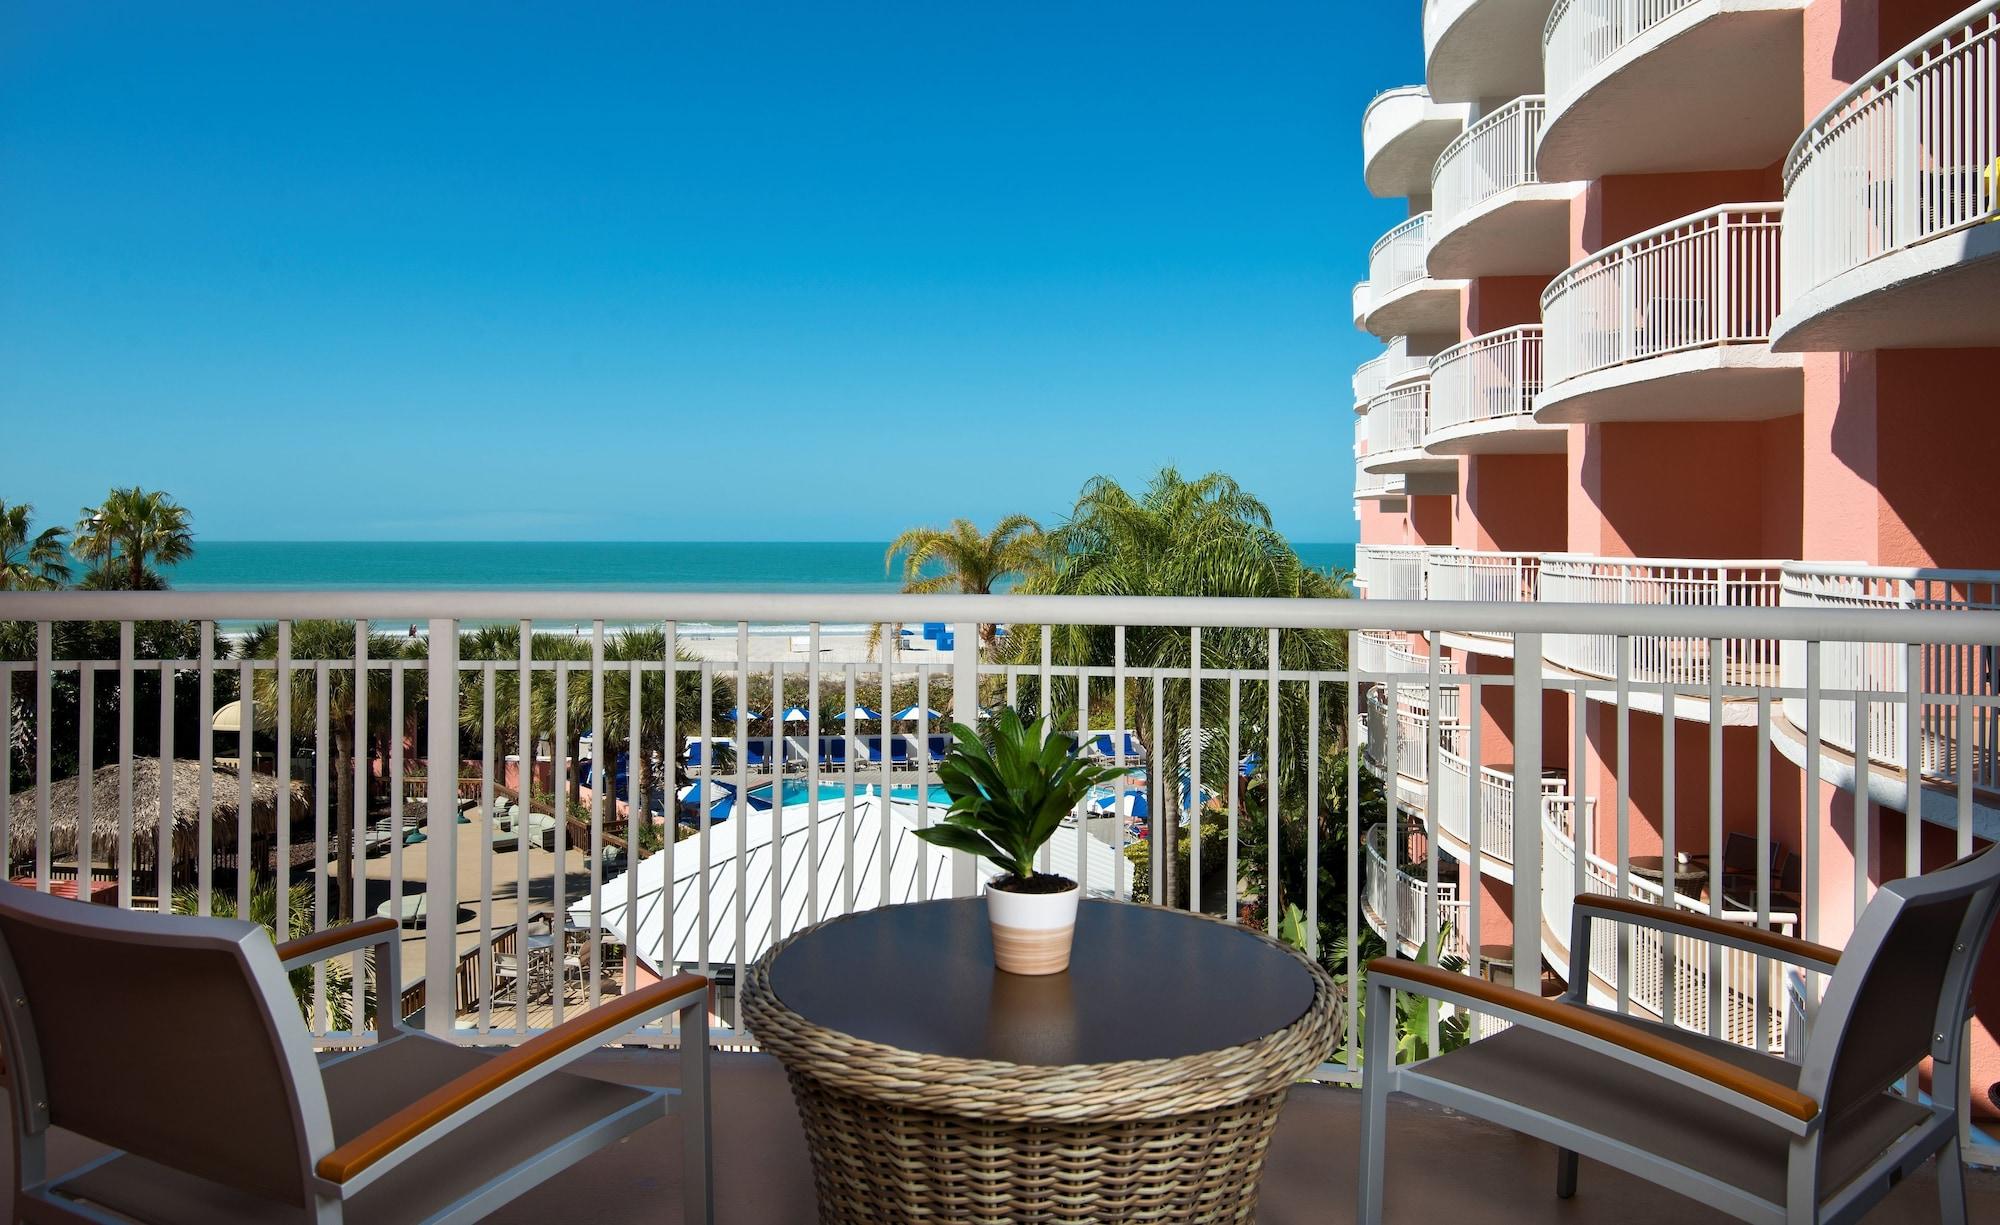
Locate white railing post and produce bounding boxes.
[951,620,980,897]
[1511,634,1543,980]
[424,617,460,1037]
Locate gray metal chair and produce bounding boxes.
[1359,842,2000,1225]
[0,886,713,1224]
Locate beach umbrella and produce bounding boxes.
[721,707,764,722]
[892,706,943,723]
[779,706,812,723]
[1087,788,1150,819]
[7,759,306,871]
[830,706,880,722]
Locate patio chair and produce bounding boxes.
[824,737,848,767]
[0,886,713,1224]
[1358,841,2000,1225]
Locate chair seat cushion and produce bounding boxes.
[1409,1009,1933,1206]
[56,1033,667,1224]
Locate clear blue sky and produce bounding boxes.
[1,3,1420,542]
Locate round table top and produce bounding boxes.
[765,898,1317,1066]
[1627,855,1709,886]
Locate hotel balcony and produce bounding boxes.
[1354,462,1410,505]
[1777,561,2000,821]
[1427,98,1574,278]
[1362,213,1467,339]
[1361,374,1458,477]
[1352,344,1432,411]
[1537,0,1804,180]
[1432,746,1550,882]
[1773,3,2000,352]
[2,589,1998,1202]
[1356,544,1434,602]
[1424,326,1565,454]
[1423,0,1557,104]
[1425,550,1542,657]
[1535,205,1803,424]
[1361,85,1471,200]
[1362,824,1464,960]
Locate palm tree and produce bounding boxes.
[0,500,71,591]
[73,487,194,590]
[241,620,403,921]
[1017,468,1348,913]
[879,514,1045,652]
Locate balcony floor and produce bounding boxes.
[15,1049,1994,1222]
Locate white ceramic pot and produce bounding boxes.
[985,878,1080,975]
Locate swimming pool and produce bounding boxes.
[747,780,954,807]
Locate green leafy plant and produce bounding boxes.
[912,707,1124,886]
[1328,926,1470,1065]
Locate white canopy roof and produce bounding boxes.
[575,793,1129,975]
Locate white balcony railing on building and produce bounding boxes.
[1354,463,1405,501]
[1543,0,1702,107]
[1539,555,1786,686]
[1431,747,1574,874]
[1423,549,1540,608]
[1781,562,2000,791]
[1364,376,1432,459]
[1363,824,1462,959]
[1368,212,1436,299]
[1782,3,2000,304]
[1355,545,1430,601]
[1353,349,1431,407]
[1426,326,1544,437]
[0,589,1994,1157]
[1541,204,1786,389]
[1432,97,1549,235]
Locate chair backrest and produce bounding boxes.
[1800,842,2000,1124]
[0,885,333,1208]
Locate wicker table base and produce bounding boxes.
[745,901,1337,1224]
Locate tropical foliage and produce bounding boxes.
[877,514,1046,652]
[914,708,1122,883]
[73,486,194,590]
[0,500,70,591]
[173,877,358,1029]
[1324,926,1470,1065]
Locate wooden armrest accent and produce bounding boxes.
[1367,959,1819,1122]
[274,917,400,965]
[316,972,709,1183]
[1577,895,1842,968]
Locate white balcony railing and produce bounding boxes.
[1781,562,2000,791]
[1368,212,1436,299]
[1543,0,1702,107]
[1426,325,1544,437]
[1539,555,1786,686]
[1782,3,2000,304]
[0,588,1993,1152]
[1354,463,1406,501]
[1432,748,1537,871]
[1363,375,1432,461]
[1363,824,1462,958]
[1355,545,1430,601]
[1353,348,1430,408]
[1423,549,1540,607]
[1432,97,1548,234]
[1541,204,1785,389]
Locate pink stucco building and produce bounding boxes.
[1354,0,1999,1122]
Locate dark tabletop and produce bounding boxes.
[766,898,1316,1066]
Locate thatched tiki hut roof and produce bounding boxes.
[7,759,307,870]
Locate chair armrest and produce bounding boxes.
[315,972,710,1185]
[275,917,401,972]
[1368,958,1820,1125]
[1576,895,1842,972]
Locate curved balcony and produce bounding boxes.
[1432,749,1528,881]
[1354,463,1409,503]
[1774,3,2000,352]
[1355,545,1431,602]
[1540,803,1794,1046]
[1539,554,1785,693]
[1363,680,1460,817]
[1424,0,1556,104]
[1362,824,1464,959]
[1362,375,1457,476]
[1538,0,1804,180]
[1535,205,1802,424]
[1352,346,1431,410]
[1362,85,1472,200]
[1779,562,2000,798]
[1424,326,1564,453]
[1427,98,1573,278]
[1351,281,1372,329]
[1363,214,1466,339]
[1425,550,1541,657]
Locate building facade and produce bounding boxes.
[1353,0,1999,1119]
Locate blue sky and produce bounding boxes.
[0,3,1420,543]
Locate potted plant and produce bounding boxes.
[914,708,1125,974]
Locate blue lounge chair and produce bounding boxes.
[864,736,886,764]
[889,737,913,766]
[926,735,949,762]
[825,738,849,767]
[744,739,769,768]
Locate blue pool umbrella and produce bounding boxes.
[676,780,774,822]
[892,705,943,722]
[780,706,812,723]
[830,706,880,722]
[722,707,764,722]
